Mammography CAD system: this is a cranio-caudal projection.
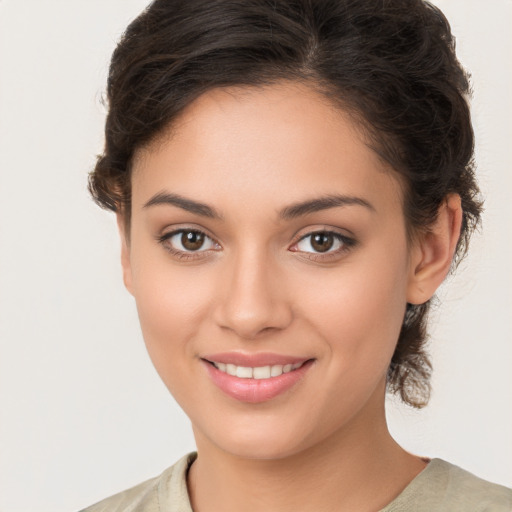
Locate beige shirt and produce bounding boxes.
[80,453,512,511]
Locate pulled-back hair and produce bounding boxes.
[89,0,482,408]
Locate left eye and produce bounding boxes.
[164,230,218,252]
[294,232,346,253]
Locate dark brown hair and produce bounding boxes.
[89,0,482,407]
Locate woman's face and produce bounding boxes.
[123,82,418,459]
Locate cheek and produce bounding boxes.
[296,249,409,371]
[130,255,214,385]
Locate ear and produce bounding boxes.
[407,194,463,305]
[116,213,134,295]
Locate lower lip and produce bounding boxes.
[203,360,314,403]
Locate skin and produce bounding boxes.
[119,81,462,512]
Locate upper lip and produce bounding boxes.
[202,352,311,367]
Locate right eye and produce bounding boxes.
[159,229,220,255]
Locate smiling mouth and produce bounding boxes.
[207,360,306,379]
[203,357,314,402]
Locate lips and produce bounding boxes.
[202,352,314,403]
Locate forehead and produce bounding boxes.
[131,81,403,217]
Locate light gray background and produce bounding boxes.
[0,1,510,511]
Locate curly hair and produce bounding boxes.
[89,0,482,408]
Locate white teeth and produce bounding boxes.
[270,365,283,377]
[212,361,305,379]
[253,366,271,379]
[236,366,253,378]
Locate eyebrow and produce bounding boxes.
[279,194,375,219]
[143,192,222,219]
[143,191,374,220]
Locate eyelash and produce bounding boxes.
[290,231,356,262]
[157,228,356,262]
[157,229,220,261]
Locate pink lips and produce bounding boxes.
[202,352,313,403]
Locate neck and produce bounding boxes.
[187,390,426,512]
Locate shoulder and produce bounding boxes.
[78,476,159,512]
[383,459,512,512]
[436,460,512,511]
[78,453,196,512]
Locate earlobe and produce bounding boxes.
[116,213,134,295]
[407,194,463,305]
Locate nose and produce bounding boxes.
[213,247,293,340]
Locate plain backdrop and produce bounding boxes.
[0,1,511,511]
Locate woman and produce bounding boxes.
[82,0,511,510]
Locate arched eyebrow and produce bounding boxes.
[279,194,375,219]
[143,192,223,219]
[143,192,374,220]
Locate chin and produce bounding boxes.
[194,415,321,461]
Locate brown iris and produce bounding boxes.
[310,233,334,252]
[181,231,205,251]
